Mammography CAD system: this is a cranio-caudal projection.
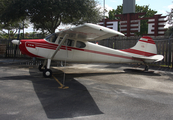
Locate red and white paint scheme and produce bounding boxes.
[12,23,163,77]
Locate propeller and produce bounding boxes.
[12,26,21,61]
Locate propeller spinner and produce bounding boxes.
[12,40,20,45]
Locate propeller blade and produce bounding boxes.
[14,45,18,59]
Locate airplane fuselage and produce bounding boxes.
[19,39,143,64]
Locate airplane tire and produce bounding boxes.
[38,64,47,71]
[43,69,52,78]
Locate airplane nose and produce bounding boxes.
[12,40,20,45]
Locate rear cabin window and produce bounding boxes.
[76,41,86,48]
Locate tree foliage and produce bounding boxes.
[0,0,102,34]
[165,9,173,36]
[0,0,29,38]
[0,20,29,39]
[108,5,157,36]
[167,9,173,26]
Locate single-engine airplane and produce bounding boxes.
[12,23,164,78]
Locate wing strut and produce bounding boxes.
[51,34,69,59]
[55,32,63,44]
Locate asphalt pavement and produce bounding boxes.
[0,59,173,120]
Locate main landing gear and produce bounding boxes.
[38,59,52,78]
[39,34,69,78]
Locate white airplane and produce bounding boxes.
[12,23,164,77]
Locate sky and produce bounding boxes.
[25,0,173,32]
[98,0,173,15]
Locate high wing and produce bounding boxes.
[57,23,125,41]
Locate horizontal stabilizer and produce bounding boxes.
[133,55,164,63]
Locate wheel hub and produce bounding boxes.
[45,71,50,76]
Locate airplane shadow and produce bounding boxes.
[29,66,161,118]
[33,68,160,118]
[30,68,103,119]
[1,66,161,119]
[1,72,103,119]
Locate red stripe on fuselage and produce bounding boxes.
[139,36,156,44]
[26,41,72,51]
[120,49,156,57]
[139,39,155,44]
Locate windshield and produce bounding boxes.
[45,33,58,43]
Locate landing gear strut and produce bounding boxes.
[38,60,47,71]
[38,64,47,71]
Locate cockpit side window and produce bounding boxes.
[58,39,75,47]
[76,41,86,48]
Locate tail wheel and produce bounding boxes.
[144,65,149,71]
[43,69,52,78]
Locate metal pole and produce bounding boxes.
[33,25,35,39]
[23,20,24,39]
[103,0,105,27]
[169,32,173,67]
[103,0,108,47]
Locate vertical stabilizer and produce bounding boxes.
[121,36,157,57]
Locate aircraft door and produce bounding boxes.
[73,41,89,62]
[65,39,74,60]
[57,39,74,61]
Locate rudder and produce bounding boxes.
[121,36,157,57]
